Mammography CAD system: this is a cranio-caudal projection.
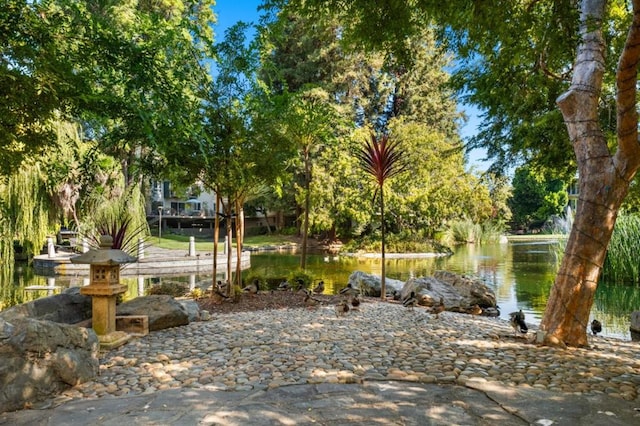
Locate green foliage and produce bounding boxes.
[147,281,188,297]
[602,214,640,285]
[286,270,314,288]
[1,0,217,186]
[509,165,568,229]
[1,162,56,264]
[441,219,505,245]
[294,0,586,176]
[343,230,449,254]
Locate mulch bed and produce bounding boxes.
[196,290,382,314]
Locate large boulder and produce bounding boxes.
[0,287,91,325]
[0,317,99,413]
[117,295,189,331]
[178,299,209,322]
[433,271,497,307]
[347,271,404,297]
[402,276,466,308]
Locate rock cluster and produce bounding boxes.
[0,288,199,413]
[0,317,99,412]
[349,270,497,313]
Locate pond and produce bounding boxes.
[3,239,639,340]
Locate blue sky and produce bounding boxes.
[213,0,262,37]
[212,1,487,170]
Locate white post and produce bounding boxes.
[47,237,55,258]
[138,276,145,296]
[189,274,196,291]
[189,236,196,257]
[46,277,55,295]
[82,238,89,253]
[138,238,145,259]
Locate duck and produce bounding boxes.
[216,280,230,296]
[335,300,350,316]
[467,304,483,316]
[351,294,361,309]
[312,280,325,294]
[211,288,230,304]
[295,278,305,291]
[303,290,322,308]
[402,291,418,311]
[339,283,359,297]
[241,279,259,295]
[387,290,401,301]
[509,309,528,335]
[431,297,445,319]
[590,319,602,336]
[277,280,291,291]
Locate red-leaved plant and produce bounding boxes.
[355,131,407,300]
[86,216,147,254]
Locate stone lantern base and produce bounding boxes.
[97,330,131,350]
[81,284,130,350]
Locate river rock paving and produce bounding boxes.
[54,302,640,406]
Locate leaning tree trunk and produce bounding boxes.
[541,0,640,347]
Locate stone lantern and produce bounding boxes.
[71,235,137,349]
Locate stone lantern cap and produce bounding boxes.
[70,235,138,265]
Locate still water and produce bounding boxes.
[4,239,639,340]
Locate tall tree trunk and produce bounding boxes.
[224,199,234,297]
[380,187,386,300]
[262,208,272,235]
[211,193,220,297]
[235,197,244,289]
[301,148,311,269]
[541,0,640,347]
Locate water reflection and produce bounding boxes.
[3,240,639,340]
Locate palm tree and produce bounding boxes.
[356,132,407,300]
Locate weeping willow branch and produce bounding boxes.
[1,163,55,265]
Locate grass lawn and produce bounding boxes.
[151,234,298,252]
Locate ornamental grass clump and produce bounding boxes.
[602,214,640,285]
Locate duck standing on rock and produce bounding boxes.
[591,319,602,336]
[402,291,417,311]
[313,280,325,294]
[242,279,259,296]
[431,297,445,319]
[509,309,528,336]
[466,304,483,316]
